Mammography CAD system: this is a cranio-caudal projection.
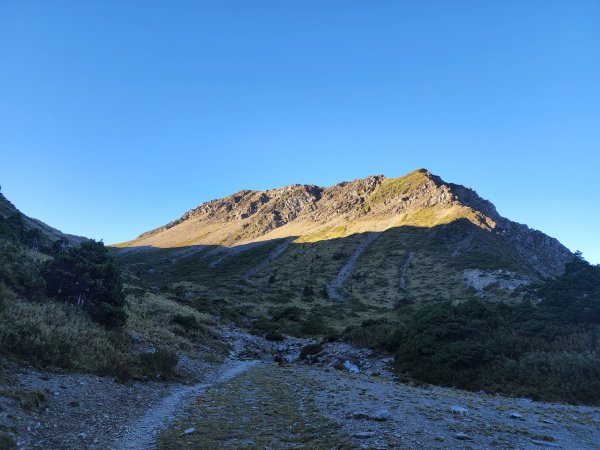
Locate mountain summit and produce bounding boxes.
[119,169,571,278]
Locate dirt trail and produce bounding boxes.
[154,362,600,450]
[327,232,379,301]
[116,359,259,450]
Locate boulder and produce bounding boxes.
[354,431,376,439]
[450,405,468,416]
[348,409,392,421]
[454,432,473,441]
[371,409,392,421]
[343,360,360,374]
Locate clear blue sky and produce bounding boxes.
[1,1,598,263]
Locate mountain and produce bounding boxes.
[0,189,86,248]
[115,169,574,329]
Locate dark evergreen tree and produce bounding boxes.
[42,240,126,328]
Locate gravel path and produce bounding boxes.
[1,359,258,450]
[156,363,600,450]
[3,329,600,450]
[116,359,259,450]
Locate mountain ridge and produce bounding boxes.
[118,169,571,278]
[0,190,86,247]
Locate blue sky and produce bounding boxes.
[1,1,598,263]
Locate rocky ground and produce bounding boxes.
[158,363,600,449]
[1,328,599,449]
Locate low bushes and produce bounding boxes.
[264,331,285,342]
[140,349,179,379]
[0,300,129,375]
[341,319,397,349]
[391,297,600,404]
[300,343,323,360]
[125,292,227,361]
[344,257,600,404]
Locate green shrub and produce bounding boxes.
[172,313,199,330]
[300,313,333,336]
[140,349,179,378]
[0,282,14,312]
[300,343,323,360]
[0,433,16,450]
[332,251,346,261]
[273,306,303,322]
[12,390,47,412]
[302,285,314,297]
[264,331,285,342]
[251,317,280,335]
[42,240,126,328]
[342,319,396,349]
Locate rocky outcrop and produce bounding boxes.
[441,180,572,277]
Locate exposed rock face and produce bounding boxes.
[120,169,573,277]
[441,180,571,277]
[463,269,531,295]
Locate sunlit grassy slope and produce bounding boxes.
[115,169,493,249]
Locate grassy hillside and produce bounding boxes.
[0,192,228,385]
[115,219,535,335]
[114,170,571,327]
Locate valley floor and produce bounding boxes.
[1,331,599,450]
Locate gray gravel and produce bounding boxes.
[2,328,599,450]
[116,359,259,450]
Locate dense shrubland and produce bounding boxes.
[0,227,132,375]
[344,255,600,404]
[0,232,127,329]
[0,214,225,377]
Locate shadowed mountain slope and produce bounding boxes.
[0,190,86,248]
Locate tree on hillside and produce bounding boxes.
[42,240,126,328]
